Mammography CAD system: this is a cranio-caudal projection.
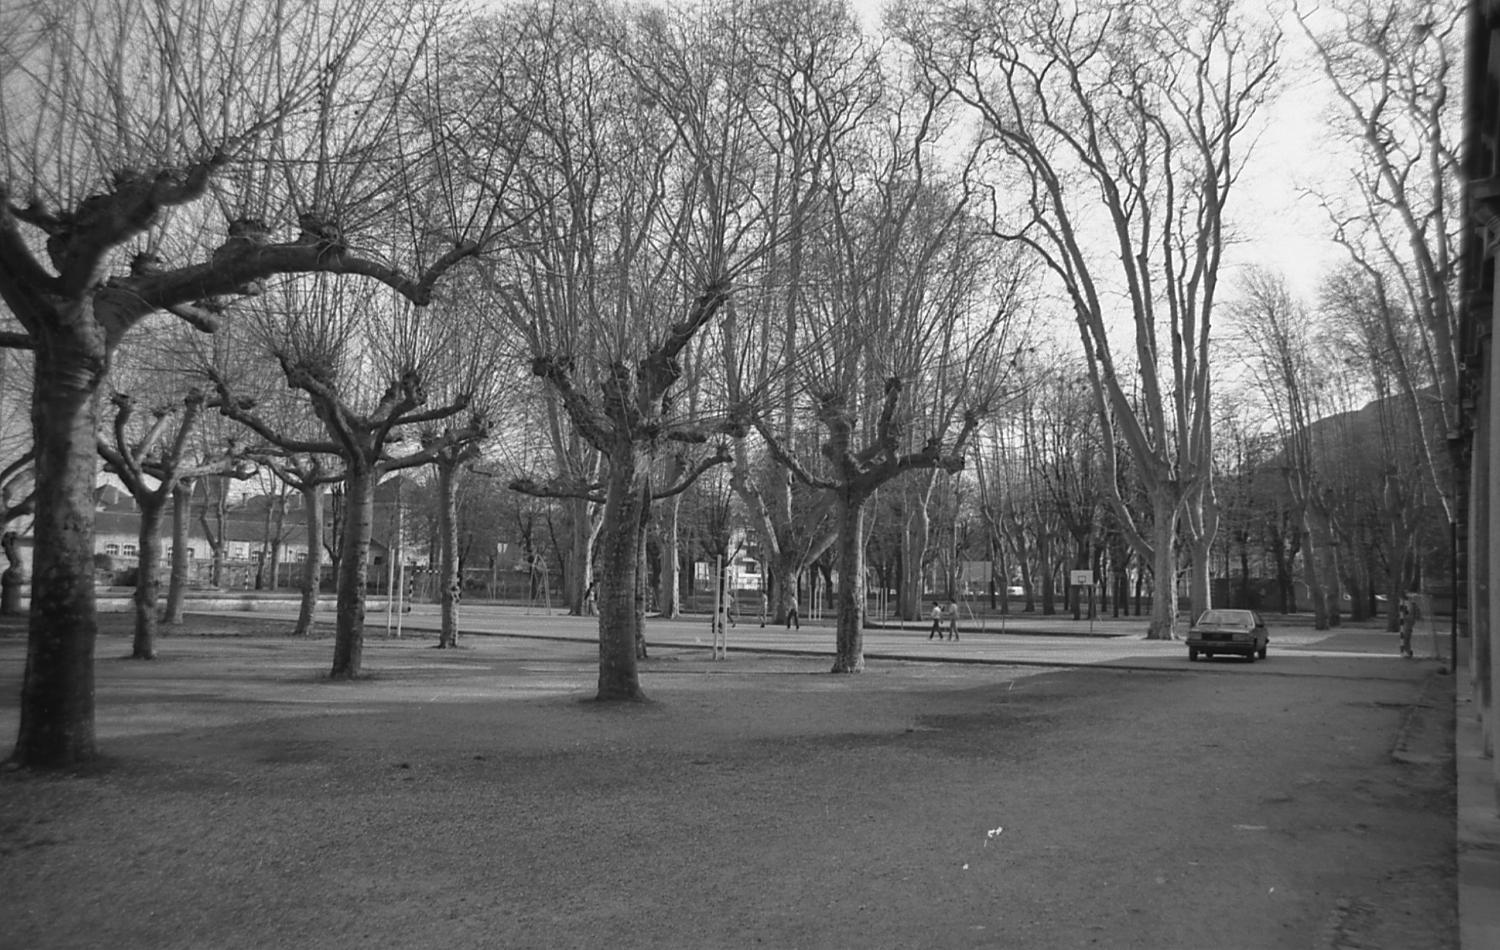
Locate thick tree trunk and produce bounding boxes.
[831,490,868,673]
[1146,492,1179,639]
[1187,533,1214,622]
[1185,484,1218,621]
[1300,526,1329,630]
[131,497,168,659]
[899,473,936,621]
[634,496,649,660]
[331,466,374,679]
[162,483,192,625]
[1038,531,1056,615]
[562,496,595,616]
[199,479,228,589]
[657,490,681,619]
[594,449,646,701]
[436,459,460,649]
[296,484,323,637]
[13,346,101,768]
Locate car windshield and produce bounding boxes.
[1197,609,1254,628]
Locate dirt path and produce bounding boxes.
[0,621,1454,949]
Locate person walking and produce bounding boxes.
[759,590,769,628]
[785,592,800,630]
[947,599,959,642]
[1399,595,1416,658]
[929,601,944,640]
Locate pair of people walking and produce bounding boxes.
[928,600,959,641]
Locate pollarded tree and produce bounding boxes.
[719,0,878,628]
[97,382,252,659]
[1,0,531,768]
[899,0,1280,637]
[487,0,812,700]
[415,287,518,650]
[262,453,342,637]
[213,278,488,678]
[194,311,345,635]
[751,81,1025,673]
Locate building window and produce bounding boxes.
[122,544,137,558]
[105,544,119,557]
[297,553,307,562]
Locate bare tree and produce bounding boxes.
[256,453,340,636]
[1232,268,1343,628]
[1297,0,1462,517]
[719,0,877,628]
[750,79,1022,672]
[417,288,517,649]
[899,0,1280,637]
[487,1,808,699]
[0,0,535,766]
[97,387,250,658]
[214,279,488,678]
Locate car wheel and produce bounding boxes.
[1188,647,1199,661]
[1246,649,1257,663]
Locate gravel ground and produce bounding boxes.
[0,616,1455,950]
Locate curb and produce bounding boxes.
[1457,661,1500,950]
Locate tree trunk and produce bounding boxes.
[331,466,374,679]
[130,497,168,659]
[1146,492,1179,639]
[562,496,595,616]
[594,448,646,701]
[13,345,101,768]
[657,489,681,619]
[436,458,461,649]
[899,473,937,621]
[1185,483,1218,621]
[831,490,868,673]
[1187,531,1214,622]
[296,484,323,637]
[267,490,286,591]
[255,502,273,590]
[199,480,228,588]
[162,482,192,625]
[1038,531,1056,615]
[635,488,650,660]
[1299,526,1329,629]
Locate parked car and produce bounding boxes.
[1187,608,1269,662]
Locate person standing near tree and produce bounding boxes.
[1399,595,1416,658]
[759,589,769,628]
[785,591,800,630]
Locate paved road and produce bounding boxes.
[5,605,1454,950]
[196,602,1447,680]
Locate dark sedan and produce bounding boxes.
[1187,608,1269,662]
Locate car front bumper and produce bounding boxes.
[1187,637,1256,655]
